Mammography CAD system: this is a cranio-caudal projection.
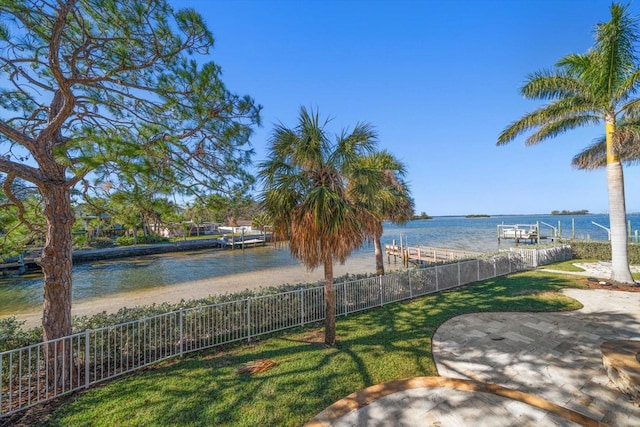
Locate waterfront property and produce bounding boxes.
[0,247,572,418]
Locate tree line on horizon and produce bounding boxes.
[550,210,590,216]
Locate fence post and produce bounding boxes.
[408,270,413,299]
[246,298,252,342]
[84,329,90,389]
[435,265,439,291]
[343,283,348,316]
[477,259,480,282]
[179,309,184,357]
[379,276,384,307]
[300,288,305,327]
[457,261,461,287]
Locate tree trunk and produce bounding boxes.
[607,162,634,283]
[39,184,75,341]
[323,256,336,346]
[605,118,633,284]
[38,183,76,387]
[374,232,384,276]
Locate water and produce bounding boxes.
[379,213,640,253]
[2,213,638,315]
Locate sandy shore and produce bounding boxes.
[13,253,382,329]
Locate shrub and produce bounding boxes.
[137,234,170,244]
[5,271,377,343]
[72,233,89,249]
[0,317,42,351]
[115,236,135,246]
[87,237,115,248]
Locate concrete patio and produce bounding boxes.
[307,267,640,426]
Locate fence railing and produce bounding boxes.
[509,244,573,267]
[0,248,559,417]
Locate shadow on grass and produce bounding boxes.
[45,271,591,427]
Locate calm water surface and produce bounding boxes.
[2,213,638,315]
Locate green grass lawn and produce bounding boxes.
[542,259,640,280]
[41,270,586,427]
[540,259,597,272]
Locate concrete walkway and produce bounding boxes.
[307,265,640,426]
[433,288,640,426]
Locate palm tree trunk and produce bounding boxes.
[323,256,336,346]
[374,232,384,276]
[605,119,633,284]
[607,161,634,283]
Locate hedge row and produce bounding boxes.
[565,240,640,264]
[0,271,374,352]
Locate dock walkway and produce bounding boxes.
[384,244,481,267]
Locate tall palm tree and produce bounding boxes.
[349,151,414,275]
[497,3,639,283]
[259,107,379,345]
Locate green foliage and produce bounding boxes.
[115,236,135,246]
[1,272,369,341]
[0,317,42,352]
[69,274,368,332]
[72,233,89,249]
[569,240,640,264]
[551,210,589,215]
[0,190,45,259]
[412,212,433,220]
[0,0,261,338]
[137,234,170,244]
[87,237,115,249]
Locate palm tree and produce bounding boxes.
[497,3,639,283]
[572,119,640,169]
[258,107,379,345]
[349,151,414,275]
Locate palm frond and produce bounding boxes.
[572,120,640,169]
[595,3,639,88]
[521,69,586,100]
[572,138,607,169]
[498,98,598,145]
[526,115,600,145]
[234,359,279,375]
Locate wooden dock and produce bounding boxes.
[213,235,268,250]
[0,252,37,276]
[497,223,553,244]
[384,244,481,267]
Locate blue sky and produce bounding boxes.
[171,0,640,216]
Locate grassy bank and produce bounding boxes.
[26,270,585,426]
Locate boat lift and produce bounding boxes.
[497,222,559,244]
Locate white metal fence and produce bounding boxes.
[0,248,566,417]
[509,244,573,267]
